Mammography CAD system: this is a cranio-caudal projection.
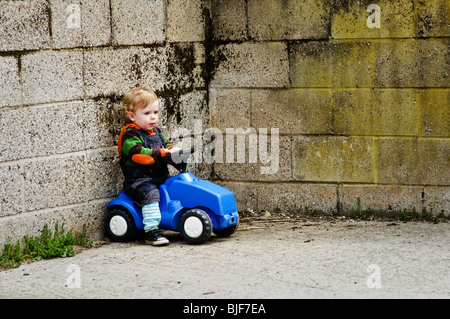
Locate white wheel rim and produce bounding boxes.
[109,215,128,236]
[184,216,204,238]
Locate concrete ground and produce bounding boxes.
[0,216,448,299]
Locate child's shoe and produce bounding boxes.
[145,228,169,246]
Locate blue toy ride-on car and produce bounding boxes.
[105,147,239,244]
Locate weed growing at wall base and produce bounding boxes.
[0,223,92,269]
[350,198,373,219]
[348,198,446,222]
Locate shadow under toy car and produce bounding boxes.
[105,147,239,244]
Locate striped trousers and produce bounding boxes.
[142,202,161,231]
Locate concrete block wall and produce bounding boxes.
[210,0,449,216]
[0,0,448,244]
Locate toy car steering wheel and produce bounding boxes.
[165,147,195,172]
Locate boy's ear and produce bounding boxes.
[127,111,135,122]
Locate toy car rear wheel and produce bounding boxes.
[180,209,212,245]
[213,218,239,237]
[105,207,137,242]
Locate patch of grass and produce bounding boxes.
[347,199,446,223]
[398,208,413,221]
[397,207,445,223]
[421,208,445,223]
[0,223,92,270]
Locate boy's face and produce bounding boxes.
[127,100,159,131]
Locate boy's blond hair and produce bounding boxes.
[121,88,159,123]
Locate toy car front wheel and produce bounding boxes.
[180,209,212,244]
[105,207,137,242]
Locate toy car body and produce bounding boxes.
[105,148,239,244]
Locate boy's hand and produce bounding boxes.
[165,146,182,154]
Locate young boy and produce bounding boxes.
[118,88,180,246]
